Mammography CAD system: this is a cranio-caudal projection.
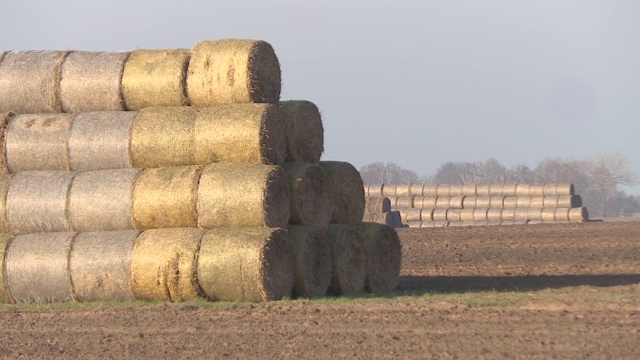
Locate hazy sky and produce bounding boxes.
[2,1,639,194]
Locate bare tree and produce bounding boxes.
[587,152,637,217]
[359,162,419,185]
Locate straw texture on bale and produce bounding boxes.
[527,208,543,221]
[502,184,517,196]
[432,209,448,221]
[133,166,201,229]
[529,184,545,196]
[557,195,582,208]
[515,183,531,196]
[197,163,290,228]
[69,230,139,302]
[462,196,477,209]
[69,169,140,231]
[422,185,438,196]
[420,208,434,221]
[0,175,12,233]
[416,196,437,209]
[486,208,502,221]
[475,196,491,208]
[5,114,74,172]
[488,184,503,196]
[543,183,557,196]
[473,208,489,221]
[516,196,532,208]
[398,209,409,223]
[131,228,204,302]
[543,196,559,208]
[68,112,134,171]
[394,196,413,209]
[556,183,575,196]
[462,184,477,196]
[529,196,545,208]
[326,225,366,296]
[435,184,451,197]
[5,232,76,303]
[6,171,75,234]
[361,223,401,294]
[541,208,556,221]
[278,100,324,163]
[187,39,281,105]
[476,184,490,196]
[365,197,391,213]
[288,226,331,299]
[395,184,411,197]
[0,51,68,113]
[283,162,332,227]
[490,196,505,208]
[446,209,462,222]
[501,208,517,221]
[409,184,424,196]
[503,196,518,208]
[320,161,365,224]
[368,184,384,198]
[407,221,422,228]
[0,112,13,173]
[459,209,475,221]
[435,197,450,209]
[0,233,14,303]
[448,184,464,196]
[60,51,130,112]
[198,227,294,302]
[514,208,530,221]
[449,196,465,209]
[554,208,570,221]
[381,184,397,197]
[405,208,422,222]
[568,207,588,221]
[122,49,190,110]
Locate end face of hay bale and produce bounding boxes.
[459,208,475,221]
[462,196,477,209]
[405,208,422,222]
[394,196,414,209]
[122,49,190,110]
[284,162,332,227]
[326,224,366,296]
[361,223,401,294]
[0,233,15,303]
[473,208,489,221]
[320,161,365,224]
[288,226,331,299]
[365,197,391,213]
[279,100,324,163]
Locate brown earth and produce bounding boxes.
[1,220,639,359]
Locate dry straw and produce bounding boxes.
[556,183,575,196]
[514,208,530,221]
[516,196,532,208]
[288,226,331,298]
[326,224,366,296]
[0,51,68,113]
[488,184,504,196]
[449,196,465,209]
[529,184,545,196]
[69,230,139,302]
[435,197,450,209]
[446,209,462,222]
[395,196,413,209]
[368,184,384,198]
[395,184,411,197]
[515,184,531,196]
[568,207,588,221]
[133,166,202,230]
[320,161,365,224]
[5,114,74,172]
[362,212,395,226]
[502,184,517,196]
[407,221,422,228]
[490,196,505,208]
[557,195,582,208]
[409,184,424,196]
[416,196,437,209]
[543,196,559,208]
[5,232,76,303]
[486,208,502,221]
[543,183,557,196]
[476,184,490,196]
[361,223,401,294]
[420,208,434,221]
[541,208,556,222]
[473,208,489,221]
[501,208,517,221]
[131,228,205,302]
[0,233,14,303]
[382,184,397,197]
[436,184,451,197]
[122,49,190,110]
[68,169,140,231]
[0,112,13,173]
[405,208,422,222]
[449,184,464,196]
[459,209,475,221]
[462,196,477,209]
[432,209,448,221]
[462,184,477,196]
[529,196,545,208]
[0,175,11,233]
[198,227,294,302]
[187,39,281,105]
[527,208,543,221]
[6,171,75,234]
[365,196,391,213]
[284,162,332,227]
[554,208,570,221]
[475,196,491,208]
[503,196,518,208]
[60,51,130,112]
[279,100,324,163]
[422,184,437,196]
[197,163,290,228]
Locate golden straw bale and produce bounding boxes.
[198,227,294,302]
[557,195,582,208]
[488,184,503,196]
[462,184,477,196]
[407,221,422,228]
[68,112,134,171]
[529,184,545,196]
[0,233,14,303]
[556,183,575,196]
[382,184,397,197]
[409,184,424,196]
[69,230,139,302]
[448,184,464,196]
[449,196,465,209]
[554,208,570,221]
[397,209,409,224]
[320,161,365,224]
[543,196,559,208]
[435,184,451,197]
[514,208,530,221]
[0,174,11,233]
[515,183,531,196]
[516,196,532,208]
[361,223,401,294]
[395,196,413,209]
[462,196,477,209]
[288,226,331,299]
[283,162,332,227]
[405,208,422,222]
[543,183,557,196]
[0,112,13,173]
[527,208,543,221]
[416,196,437,209]
[486,208,502,221]
[435,221,450,228]
[326,224,366,296]
[395,184,411,197]
[447,221,464,227]
[368,184,384,197]
[187,39,281,105]
[476,184,490,196]
[279,100,324,163]
[133,166,202,229]
[490,196,505,208]
[475,196,491,208]
[420,208,434,221]
[0,50,68,113]
[568,207,588,221]
[122,49,190,110]
[503,196,518,208]
[422,184,437,196]
[432,209,448,221]
[473,208,489,221]
[446,209,462,222]
[541,208,556,222]
[365,197,391,213]
[435,197,450,209]
[5,113,74,172]
[6,171,75,234]
[69,169,140,231]
[459,209,475,221]
[529,196,545,208]
[5,232,76,303]
[501,208,517,221]
[502,184,517,196]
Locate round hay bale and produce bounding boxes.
[448,184,464,196]
[395,196,413,209]
[527,208,543,221]
[543,196,559,208]
[288,226,331,298]
[197,163,290,228]
[543,183,557,196]
[486,208,502,221]
[68,112,134,171]
[122,49,190,110]
[381,184,397,197]
[407,221,422,228]
[460,221,476,226]
[409,184,424,196]
[68,169,140,231]
[5,113,74,172]
[278,100,324,163]
[462,196,477,209]
[568,207,589,221]
[6,171,75,234]
[459,208,475,221]
[69,230,139,302]
[422,184,438,196]
[449,196,465,209]
[554,208,571,221]
[529,184,545,196]
[365,197,391,213]
[503,196,518,208]
[435,197,450,209]
[432,209,448,221]
[446,209,462,222]
[487,220,502,226]
[405,208,422,222]
[284,162,332,227]
[368,184,384,197]
[435,184,451,197]
[529,196,545,208]
[476,184,490,196]
[133,166,202,229]
[557,195,582,208]
[448,221,464,227]
[325,224,366,296]
[434,221,450,228]
[0,112,14,174]
[420,208,434,221]
[0,174,12,233]
[362,222,401,294]
[514,208,530,221]
[490,196,505,208]
[395,184,411,197]
[473,208,489,221]
[502,184,517,196]
[541,208,556,222]
[5,232,76,303]
[516,196,532,208]
[461,184,477,196]
[0,233,14,303]
[488,184,504,196]
[515,183,531,196]
[397,209,410,223]
[513,220,529,225]
[131,228,204,302]
[198,227,294,302]
[194,104,286,166]
[556,183,575,196]
[187,39,281,105]
[475,196,491,208]
[416,196,437,209]
[419,221,435,228]
[60,51,130,112]
[0,50,68,113]
[501,208,517,221]
[319,161,365,224]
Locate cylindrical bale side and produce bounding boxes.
[460,221,476,226]
[490,196,505,208]
[557,195,582,208]
[432,209,448,221]
[503,196,518,208]
[502,184,517,196]
[488,184,504,196]
[0,51,68,113]
[421,184,438,196]
[405,208,422,222]
[514,208,530,221]
[368,184,384,198]
[543,183,557,196]
[568,207,589,221]
[68,169,140,231]
[198,227,294,302]
[133,166,202,229]
[0,233,14,303]
[419,221,435,228]
[527,208,543,221]
[197,163,290,228]
[395,196,414,209]
[187,39,281,105]
[529,184,545,196]
[543,196,559,208]
[555,183,575,196]
[416,196,437,209]
[122,49,190,110]
[476,184,490,196]
[435,184,451,197]
[365,197,391,213]
[513,220,530,225]
[131,228,204,302]
[6,171,75,234]
[459,208,475,221]
[435,197,450,209]
[5,232,76,303]
[473,208,489,221]
[326,224,366,296]
[278,101,324,163]
[449,196,465,209]
[0,175,13,232]
[461,184,477,196]
[516,196,532,208]
[68,112,134,171]
[69,230,139,302]
[475,196,491,208]
[554,208,571,221]
[283,162,332,227]
[487,220,502,226]
[486,208,502,221]
[381,184,397,197]
[397,209,409,224]
[395,184,411,197]
[407,221,422,228]
[420,208,434,221]
[448,184,464,196]
[0,112,15,173]
[434,221,450,228]
[446,209,462,222]
[5,114,74,172]
[409,184,424,196]
[361,223,401,294]
[319,161,365,224]
[501,208,517,221]
[462,196,477,209]
[448,221,465,227]
[288,226,331,299]
[515,183,531,196]
[529,196,545,208]
[541,208,556,222]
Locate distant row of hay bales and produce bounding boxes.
[386,195,583,209]
[366,183,575,197]
[402,207,589,224]
[362,196,404,228]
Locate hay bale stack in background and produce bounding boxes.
[449,184,464,196]
[0,233,14,303]
[393,196,413,210]
[382,184,397,197]
[361,223,401,294]
[569,207,589,221]
[555,183,575,196]
[70,230,139,302]
[462,196,477,208]
[558,195,583,208]
[405,208,422,222]
[367,184,384,198]
[502,184,517,196]
[528,184,545,196]
[395,184,411,197]
[446,209,462,222]
[288,226,331,299]
[279,100,324,163]
[459,208,475,222]
[283,162,332,227]
[197,227,294,302]
[409,184,424,196]
[422,184,437,196]
[432,209,448,222]
[122,49,190,110]
[326,224,366,296]
[503,196,518,208]
[320,161,365,224]
[436,184,451,197]
[529,196,545,208]
[0,51,68,113]
[461,184,477,196]
[0,112,13,173]
[365,197,391,213]
[415,196,437,209]
[476,184,490,196]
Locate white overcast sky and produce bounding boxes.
[2,1,639,194]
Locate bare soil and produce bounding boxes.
[1,220,639,359]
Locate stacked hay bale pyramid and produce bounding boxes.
[365,183,589,228]
[0,39,401,304]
